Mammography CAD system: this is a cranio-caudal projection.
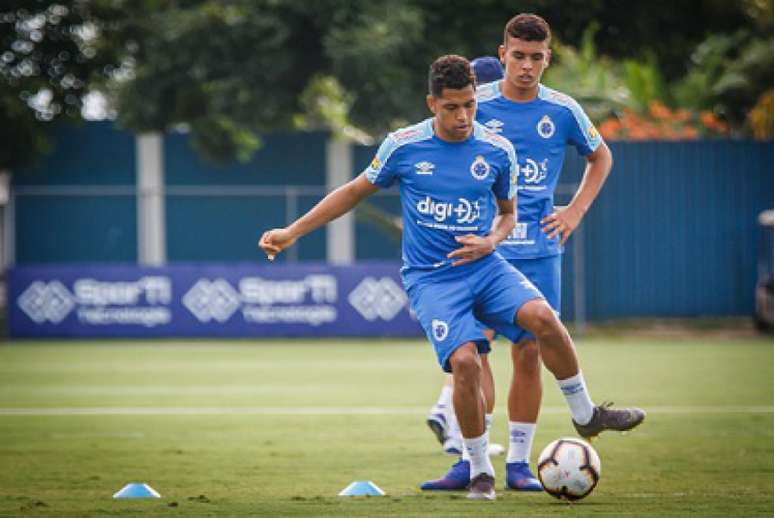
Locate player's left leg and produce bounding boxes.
[515,300,645,437]
[476,256,645,440]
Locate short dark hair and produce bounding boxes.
[504,13,551,45]
[428,55,475,97]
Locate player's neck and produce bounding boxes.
[432,119,473,143]
[501,79,539,103]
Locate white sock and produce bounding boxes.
[463,433,495,477]
[461,413,490,462]
[461,420,471,461]
[506,421,536,463]
[433,384,453,414]
[558,371,595,425]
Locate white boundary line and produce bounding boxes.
[1,406,774,416]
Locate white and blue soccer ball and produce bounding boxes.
[537,437,601,501]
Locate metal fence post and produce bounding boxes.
[136,133,166,266]
[325,138,354,264]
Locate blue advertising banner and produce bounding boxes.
[9,263,424,338]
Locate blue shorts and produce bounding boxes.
[504,254,562,344]
[508,255,561,312]
[404,254,544,373]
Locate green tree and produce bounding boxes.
[0,1,120,169]
[675,30,774,130]
[98,1,335,161]
[1,0,765,169]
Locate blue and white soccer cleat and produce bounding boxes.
[505,461,543,492]
[426,412,449,445]
[420,459,470,491]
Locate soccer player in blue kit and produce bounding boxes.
[422,14,645,494]
[423,55,508,457]
[260,54,643,501]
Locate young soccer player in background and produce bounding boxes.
[422,14,641,494]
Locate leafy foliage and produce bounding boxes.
[542,24,632,122]
[675,30,774,132]
[0,0,767,169]
[0,1,120,168]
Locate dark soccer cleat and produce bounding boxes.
[420,459,470,490]
[505,461,543,492]
[467,473,496,500]
[572,401,646,438]
[426,412,448,445]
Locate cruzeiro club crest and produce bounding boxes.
[537,115,555,139]
[431,319,449,342]
[470,155,490,180]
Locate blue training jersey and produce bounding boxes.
[476,82,603,259]
[363,118,518,283]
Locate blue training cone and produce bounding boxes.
[338,481,386,496]
[113,483,161,499]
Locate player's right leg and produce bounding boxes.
[407,277,496,499]
[427,337,498,457]
[448,343,496,500]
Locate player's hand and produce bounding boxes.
[259,228,297,261]
[541,205,583,246]
[447,234,496,267]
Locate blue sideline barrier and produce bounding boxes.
[9,263,423,338]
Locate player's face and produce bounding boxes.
[499,36,551,91]
[426,85,477,142]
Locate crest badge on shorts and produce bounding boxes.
[537,115,555,139]
[470,155,490,180]
[431,319,449,341]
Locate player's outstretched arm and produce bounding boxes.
[259,174,379,260]
[542,141,613,245]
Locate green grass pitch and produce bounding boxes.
[1,335,773,516]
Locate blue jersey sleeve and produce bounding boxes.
[491,139,518,201]
[363,135,401,188]
[565,100,603,156]
[492,150,517,201]
[474,125,517,201]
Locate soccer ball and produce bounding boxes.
[537,437,601,501]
